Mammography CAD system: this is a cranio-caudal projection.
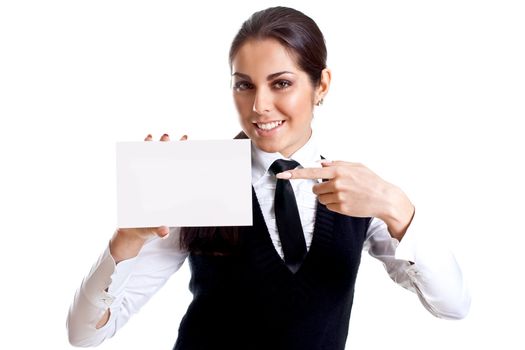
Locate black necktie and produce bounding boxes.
[270,159,307,272]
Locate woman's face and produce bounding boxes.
[231,38,320,158]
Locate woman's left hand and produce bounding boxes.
[277,160,415,240]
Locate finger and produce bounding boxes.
[312,181,334,195]
[160,133,170,141]
[155,225,170,238]
[128,226,169,238]
[144,134,153,141]
[326,203,345,215]
[317,193,340,205]
[117,227,157,240]
[321,160,354,167]
[180,135,188,141]
[323,160,363,168]
[276,166,335,180]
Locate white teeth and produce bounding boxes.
[256,120,283,130]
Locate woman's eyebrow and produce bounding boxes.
[232,72,251,81]
[267,71,294,80]
[232,71,295,81]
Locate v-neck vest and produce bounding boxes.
[173,189,371,350]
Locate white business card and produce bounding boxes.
[116,139,252,228]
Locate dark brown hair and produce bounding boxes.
[229,6,327,86]
[180,7,327,254]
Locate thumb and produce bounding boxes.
[155,225,170,238]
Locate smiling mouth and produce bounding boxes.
[254,120,284,131]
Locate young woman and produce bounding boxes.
[67,6,470,349]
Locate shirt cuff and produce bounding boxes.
[81,244,139,309]
[394,209,418,262]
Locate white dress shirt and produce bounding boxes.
[66,132,471,347]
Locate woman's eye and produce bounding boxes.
[233,81,253,91]
[273,80,292,89]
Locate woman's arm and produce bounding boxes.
[365,216,471,319]
[277,160,415,239]
[66,227,188,347]
[67,133,191,346]
[279,160,470,318]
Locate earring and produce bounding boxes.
[316,98,324,106]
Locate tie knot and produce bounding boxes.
[270,159,300,175]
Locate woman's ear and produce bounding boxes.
[315,68,331,106]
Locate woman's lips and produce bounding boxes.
[253,120,285,135]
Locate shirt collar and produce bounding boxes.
[251,129,322,184]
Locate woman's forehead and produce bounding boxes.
[231,38,302,76]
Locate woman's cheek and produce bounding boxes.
[281,90,311,118]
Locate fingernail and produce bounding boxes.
[276,172,292,179]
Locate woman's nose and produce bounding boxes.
[252,88,272,115]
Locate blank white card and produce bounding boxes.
[116,140,252,228]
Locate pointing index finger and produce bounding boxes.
[276,166,335,180]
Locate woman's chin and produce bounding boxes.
[252,140,284,154]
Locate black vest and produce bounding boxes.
[173,189,371,350]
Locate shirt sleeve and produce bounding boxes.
[364,215,471,320]
[66,227,188,347]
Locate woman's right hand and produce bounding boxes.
[109,133,188,264]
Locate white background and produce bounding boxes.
[1,0,524,349]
